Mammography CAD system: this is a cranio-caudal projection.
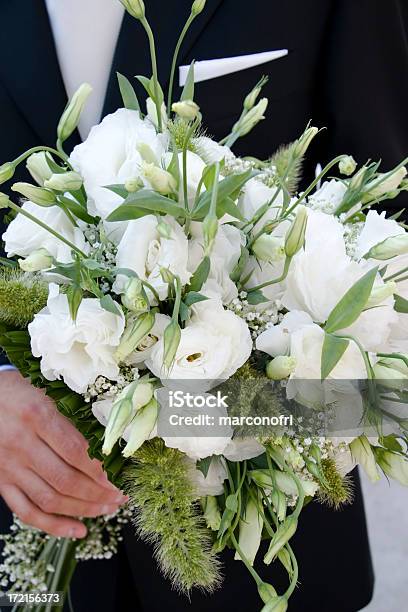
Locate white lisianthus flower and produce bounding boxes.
[185,457,228,495]
[256,310,314,357]
[146,299,252,387]
[113,215,190,301]
[126,313,171,366]
[223,438,265,461]
[2,202,89,263]
[188,222,245,303]
[239,177,283,233]
[307,179,348,214]
[194,136,234,165]
[355,210,405,260]
[282,210,370,323]
[70,109,168,220]
[388,312,408,354]
[28,284,125,393]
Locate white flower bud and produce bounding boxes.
[367,281,397,307]
[192,0,206,16]
[122,278,149,313]
[120,0,145,19]
[349,165,368,190]
[366,234,408,260]
[142,162,177,195]
[378,356,408,376]
[146,98,168,131]
[266,356,296,380]
[373,362,408,390]
[115,311,155,362]
[163,320,181,371]
[18,248,53,272]
[26,153,52,186]
[363,166,407,202]
[0,162,15,185]
[294,126,319,157]
[103,380,153,455]
[122,397,158,457]
[157,220,173,239]
[57,83,93,143]
[252,234,285,262]
[350,436,380,483]
[234,494,263,566]
[202,496,221,531]
[284,205,308,257]
[11,182,56,206]
[339,156,357,176]
[234,98,268,137]
[0,193,11,209]
[44,171,83,192]
[376,450,408,486]
[125,177,144,193]
[172,100,200,121]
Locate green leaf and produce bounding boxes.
[321,333,350,380]
[181,61,195,102]
[230,246,249,283]
[100,294,122,317]
[217,196,245,221]
[217,508,235,539]
[104,184,129,199]
[117,72,140,111]
[325,267,378,333]
[58,195,96,224]
[192,169,254,220]
[196,455,213,478]
[107,189,186,222]
[0,257,17,268]
[114,267,139,278]
[184,291,209,307]
[247,289,268,305]
[179,301,190,323]
[394,294,408,313]
[225,494,238,513]
[166,145,180,190]
[135,75,153,98]
[379,434,403,453]
[188,256,210,292]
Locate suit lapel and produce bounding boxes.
[103,0,223,115]
[0,1,71,146]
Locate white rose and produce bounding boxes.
[113,215,190,301]
[70,109,168,220]
[308,179,348,214]
[188,222,244,303]
[146,299,252,386]
[185,457,228,495]
[2,202,88,263]
[28,284,125,393]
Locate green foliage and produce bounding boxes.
[269,142,304,195]
[321,333,350,380]
[317,458,354,509]
[0,268,48,328]
[0,322,125,483]
[122,439,222,594]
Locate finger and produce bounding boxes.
[36,409,119,491]
[0,483,87,539]
[27,437,126,505]
[16,469,123,518]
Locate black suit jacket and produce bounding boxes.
[3,0,407,609]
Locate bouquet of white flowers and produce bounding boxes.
[1,1,408,610]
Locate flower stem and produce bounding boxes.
[5,200,87,258]
[167,12,196,113]
[246,256,292,293]
[140,17,162,132]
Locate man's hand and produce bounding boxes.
[0,371,127,538]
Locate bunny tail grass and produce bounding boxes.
[122,439,222,595]
[269,141,304,195]
[0,268,48,328]
[317,458,354,509]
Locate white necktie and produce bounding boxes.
[45,0,124,139]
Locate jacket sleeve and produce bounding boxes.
[314,0,408,208]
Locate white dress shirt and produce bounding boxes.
[45,0,124,139]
